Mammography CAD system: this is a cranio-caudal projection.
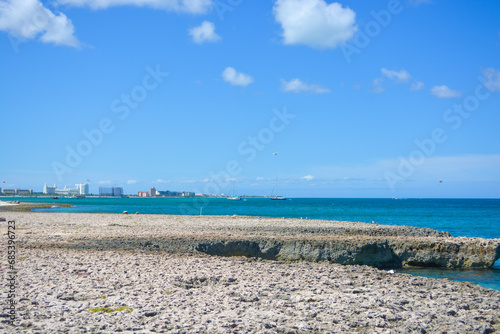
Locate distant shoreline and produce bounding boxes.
[0,201,73,212]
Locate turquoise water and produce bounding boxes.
[2,197,500,290]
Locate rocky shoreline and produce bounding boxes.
[12,212,500,269]
[1,212,500,333]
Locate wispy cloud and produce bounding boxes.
[127,179,138,184]
[222,67,254,87]
[381,68,411,83]
[273,0,357,49]
[301,175,314,181]
[57,0,213,13]
[371,68,416,94]
[431,85,461,98]
[0,0,81,47]
[189,21,220,44]
[370,78,385,93]
[410,81,425,91]
[281,78,330,94]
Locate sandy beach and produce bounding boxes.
[1,212,500,333]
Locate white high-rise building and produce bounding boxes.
[77,183,89,195]
[43,184,56,194]
[43,183,89,195]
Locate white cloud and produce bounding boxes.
[301,175,314,181]
[0,0,80,47]
[381,68,411,83]
[273,0,357,49]
[127,179,138,184]
[410,81,425,91]
[371,78,384,93]
[222,67,254,87]
[431,85,461,98]
[0,0,212,48]
[481,68,500,92]
[155,178,170,184]
[180,179,196,183]
[189,21,220,44]
[281,78,330,94]
[56,0,212,13]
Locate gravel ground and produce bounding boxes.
[1,212,499,333]
[2,248,500,334]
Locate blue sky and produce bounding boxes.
[1,0,500,198]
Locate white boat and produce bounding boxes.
[227,183,241,201]
[270,195,287,200]
[270,178,287,200]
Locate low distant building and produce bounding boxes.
[138,191,148,197]
[99,186,123,196]
[154,190,195,197]
[113,187,123,196]
[16,189,33,196]
[0,188,34,196]
[157,190,177,197]
[99,187,113,196]
[2,189,16,195]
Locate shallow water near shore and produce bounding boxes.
[4,196,500,290]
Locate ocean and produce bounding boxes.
[3,197,500,291]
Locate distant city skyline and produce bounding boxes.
[1,1,499,198]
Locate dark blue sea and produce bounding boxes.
[4,197,500,291]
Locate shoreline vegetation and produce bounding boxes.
[2,211,500,332]
[0,201,74,212]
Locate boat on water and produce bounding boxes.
[227,182,241,201]
[270,195,287,200]
[270,178,287,200]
